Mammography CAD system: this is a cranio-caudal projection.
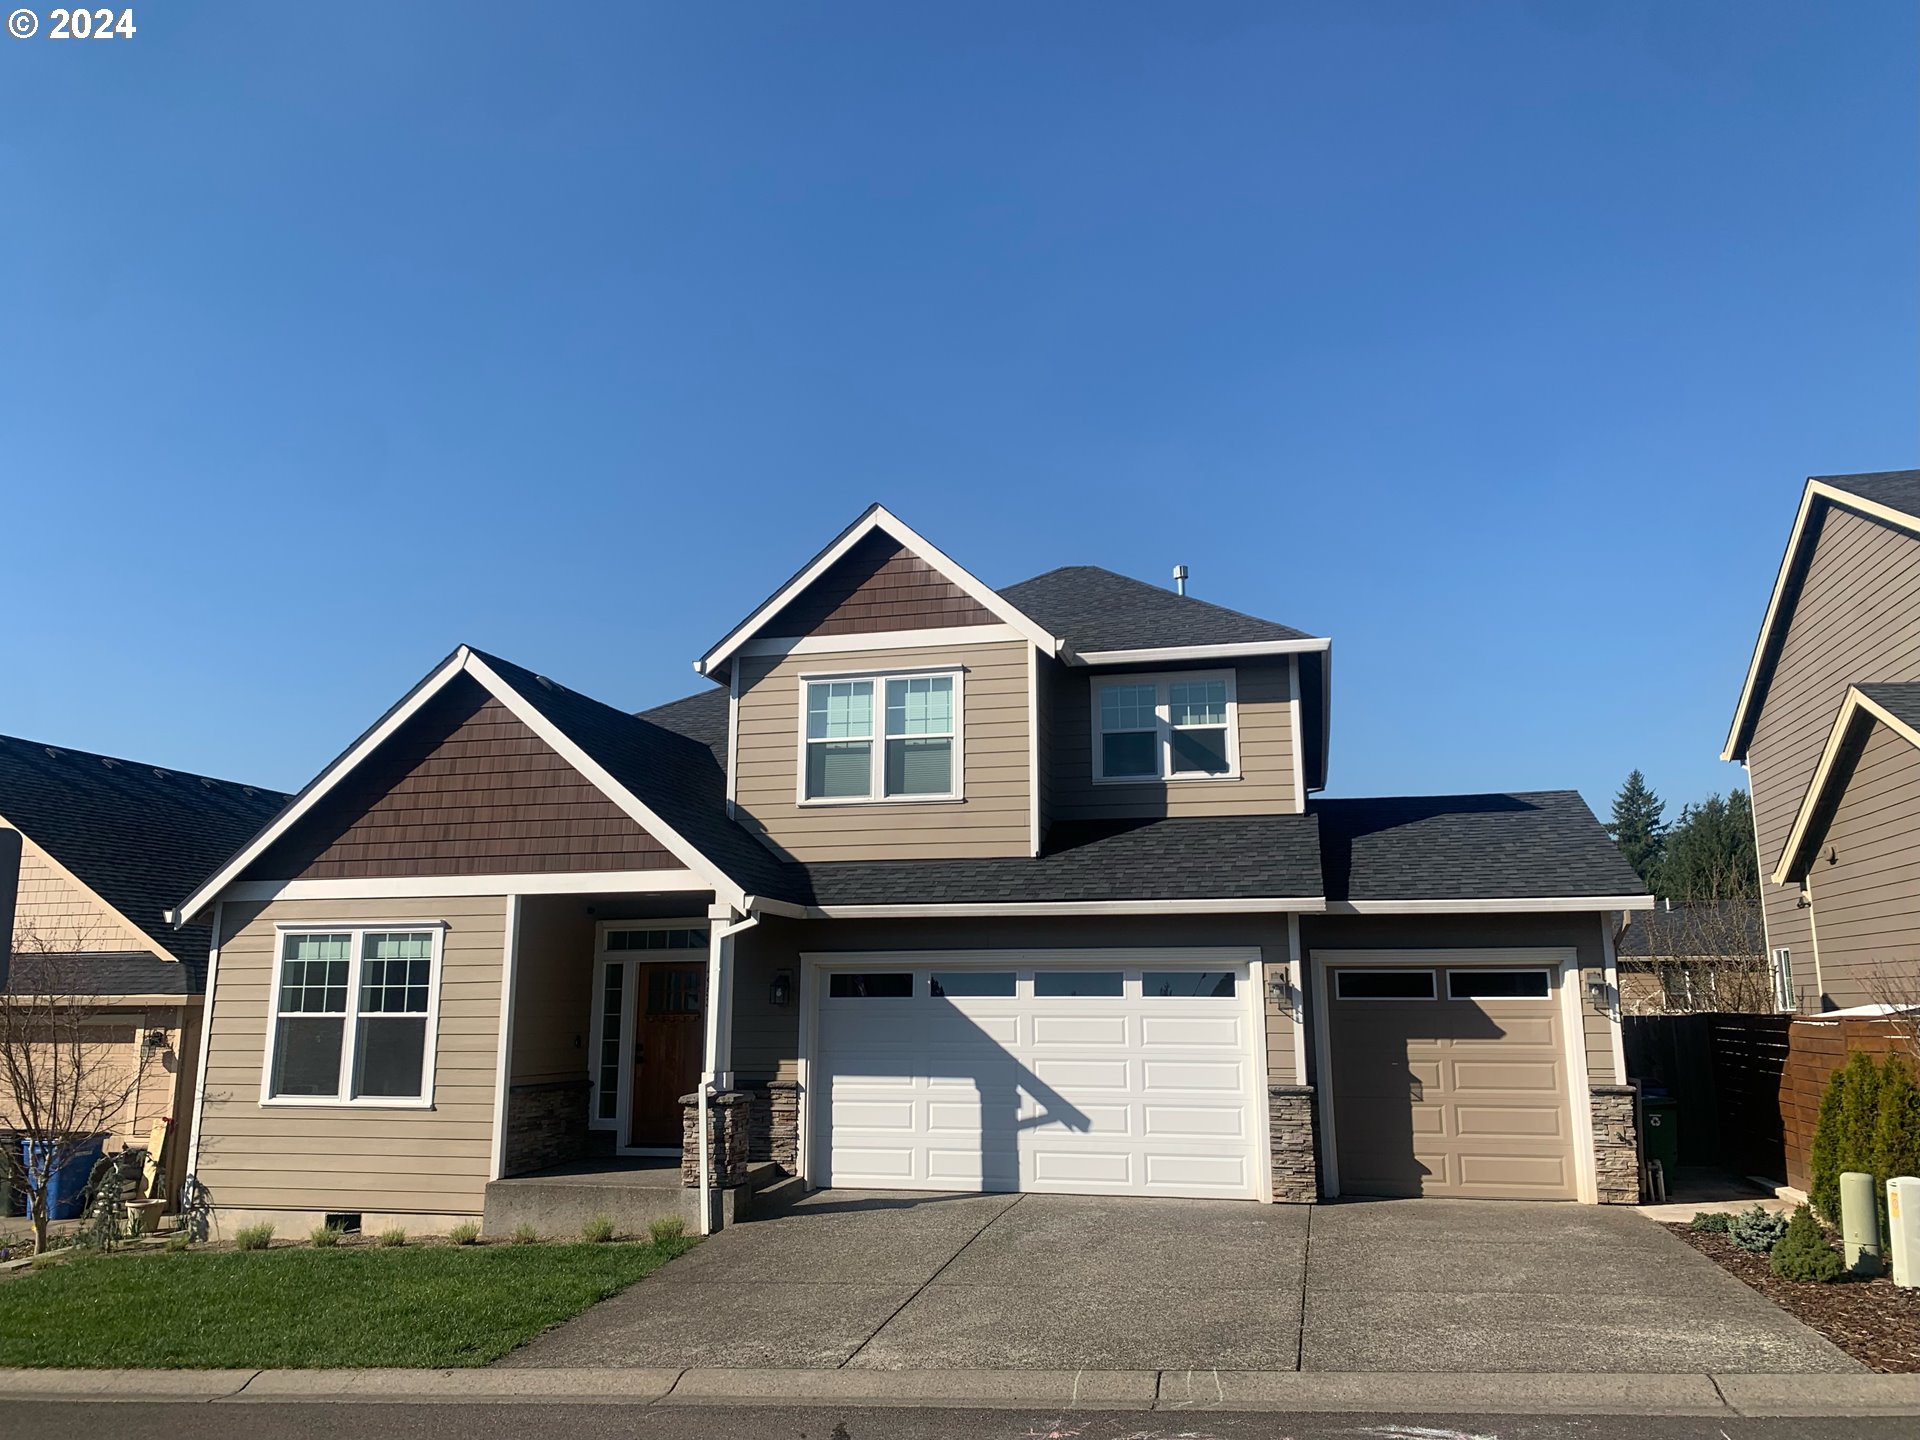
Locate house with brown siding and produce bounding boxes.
[1723,470,1920,1013]
[172,504,1651,1236]
[1,738,287,1198]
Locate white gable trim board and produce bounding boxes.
[797,947,1270,1201]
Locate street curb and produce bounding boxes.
[1,1366,1916,1415]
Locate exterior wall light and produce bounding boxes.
[1268,971,1298,1020]
[769,969,793,1008]
[1586,976,1611,1014]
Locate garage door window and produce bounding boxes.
[829,973,913,998]
[1144,971,1236,998]
[930,971,1015,998]
[1448,969,1550,999]
[1034,971,1124,998]
[1335,969,1435,1000]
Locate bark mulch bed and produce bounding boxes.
[1668,1222,1920,1373]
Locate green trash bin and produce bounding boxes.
[1641,1094,1680,1188]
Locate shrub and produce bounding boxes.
[309,1224,344,1248]
[511,1223,540,1246]
[581,1214,616,1244]
[376,1227,407,1249]
[448,1221,481,1246]
[163,1232,193,1253]
[1810,1051,1920,1229]
[1688,1211,1732,1234]
[648,1215,687,1245]
[235,1223,274,1252]
[1769,1204,1844,1283]
[1728,1205,1790,1254]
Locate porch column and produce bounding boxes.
[696,904,740,1234]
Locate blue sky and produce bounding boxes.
[2,2,1913,823]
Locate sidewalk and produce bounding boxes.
[1,1366,1917,1416]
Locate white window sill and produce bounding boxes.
[259,1097,436,1110]
[1090,773,1242,786]
[796,795,966,808]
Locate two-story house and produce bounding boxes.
[171,506,1649,1235]
[1723,469,1920,1013]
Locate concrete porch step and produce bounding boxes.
[482,1159,795,1239]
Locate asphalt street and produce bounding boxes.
[8,1405,1915,1440]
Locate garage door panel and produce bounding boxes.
[1329,960,1576,1202]
[817,960,1259,1200]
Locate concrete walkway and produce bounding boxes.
[496,1190,1860,1374]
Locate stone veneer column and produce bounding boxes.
[501,1079,590,1176]
[1589,1084,1641,1204]
[680,1090,753,1188]
[1268,1084,1319,1203]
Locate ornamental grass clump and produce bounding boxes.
[647,1216,686,1245]
[581,1214,615,1244]
[376,1227,407,1249]
[511,1223,539,1246]
[1727,1205,1790,1255]
[1768,1204,1844,1283]
[448,1221,481,1246]
[234,1224,274,1252]
[309,1224,344,1249]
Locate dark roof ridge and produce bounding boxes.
[0,732,286,800]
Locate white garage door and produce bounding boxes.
[812,957,1262,1199]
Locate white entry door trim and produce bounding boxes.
[1309,947,1596,1204]
[798,947,1268,1201]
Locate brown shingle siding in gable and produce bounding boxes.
[762,531,996,638]
[244,676,676,880]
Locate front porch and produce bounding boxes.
[483,1154,797,1238]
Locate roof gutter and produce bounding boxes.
[1069,637,1330,667]
[800,897,1327,919]
[1324,895,1657,915]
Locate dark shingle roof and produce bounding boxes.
[1311,791,1644,901]
[475,653,802,902]
[1001,567,1316,653]
[1819,469,1920,518]
[803,816,1323,907]
[1859,682,1920,734]
[0,735,289,986]
[1616,902,1763,959]
[637,686,729,765]
[6,952,199,998]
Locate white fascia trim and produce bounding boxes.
[737,623,1023,660]
[0,808,188,965]
[1723,480,1920,762]
[170,650,471,924]
[1072,637,1330,667]
[1770,686,1920,885]
[695,506,1060,675]
[1325,896,1656,915]
[184,899,222,1182]
[488,895,522,1182]
[217,871,713,903]
[1027,643,1042,857]
[805,897,1326,919]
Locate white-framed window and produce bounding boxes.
[263,922,447,1107]
[1771,947,1794,1012]
[1091,669,1238,782]
[799,668,962,802]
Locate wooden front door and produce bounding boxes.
[630,964,705,1147]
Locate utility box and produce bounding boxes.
[1892,1177,1920,1289]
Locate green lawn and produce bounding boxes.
[0,1239,693,1368]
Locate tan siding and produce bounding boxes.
[1803,723,1920,1009]
[1033,649,1054,846]
[1746,507,1920,986]
[8,833,156,954]
[1050,659,1297,821]
[195,895,506,1216]
[508,896,595,1086]
[733,640,1031,861]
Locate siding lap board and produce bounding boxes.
[1747,508,1920,978]
[1804,722,1920,1009]
[195,896,506,1215]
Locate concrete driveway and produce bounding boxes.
[496,1191,1858,1374]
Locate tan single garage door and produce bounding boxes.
[1328,963,1575,1200]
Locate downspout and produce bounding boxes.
[697,907,763,1236]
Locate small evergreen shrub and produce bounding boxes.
[1727,1205,1790,1254]
[1769,1204,1844,1283]
[648,1216,687,1245]
[448,1221,481,1246]
[1688,1211,1732,1234]
[511,1222,540,1245]
[1809,1051,1920,1230]
[376,1227,407,1248]
[309,1224,344,1248]
[581,1214,616,1244]
[235,1223,274,1251]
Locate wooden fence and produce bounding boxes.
[1623,1013,1791,1177]
[1779,1015,1915,1192]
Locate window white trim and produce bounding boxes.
[795,666,965,805]
[259,921,449,1110]
[1090,668,1240,784]
[1334,968,1438,1001]
[1445,967,1553,1000]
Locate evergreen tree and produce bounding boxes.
[1661,790,1760,902]
[1607,770,1667,889]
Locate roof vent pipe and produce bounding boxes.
[1172,564,1189,596]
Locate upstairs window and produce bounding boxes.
[1093,670,1238,782]
[267,924,444,1105]
[803,671,959,801]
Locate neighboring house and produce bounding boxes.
[1614,900,1768,1015]
[0,736,288,1196]
[171,504,1650,1234]
[1724,469,1920,1013]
